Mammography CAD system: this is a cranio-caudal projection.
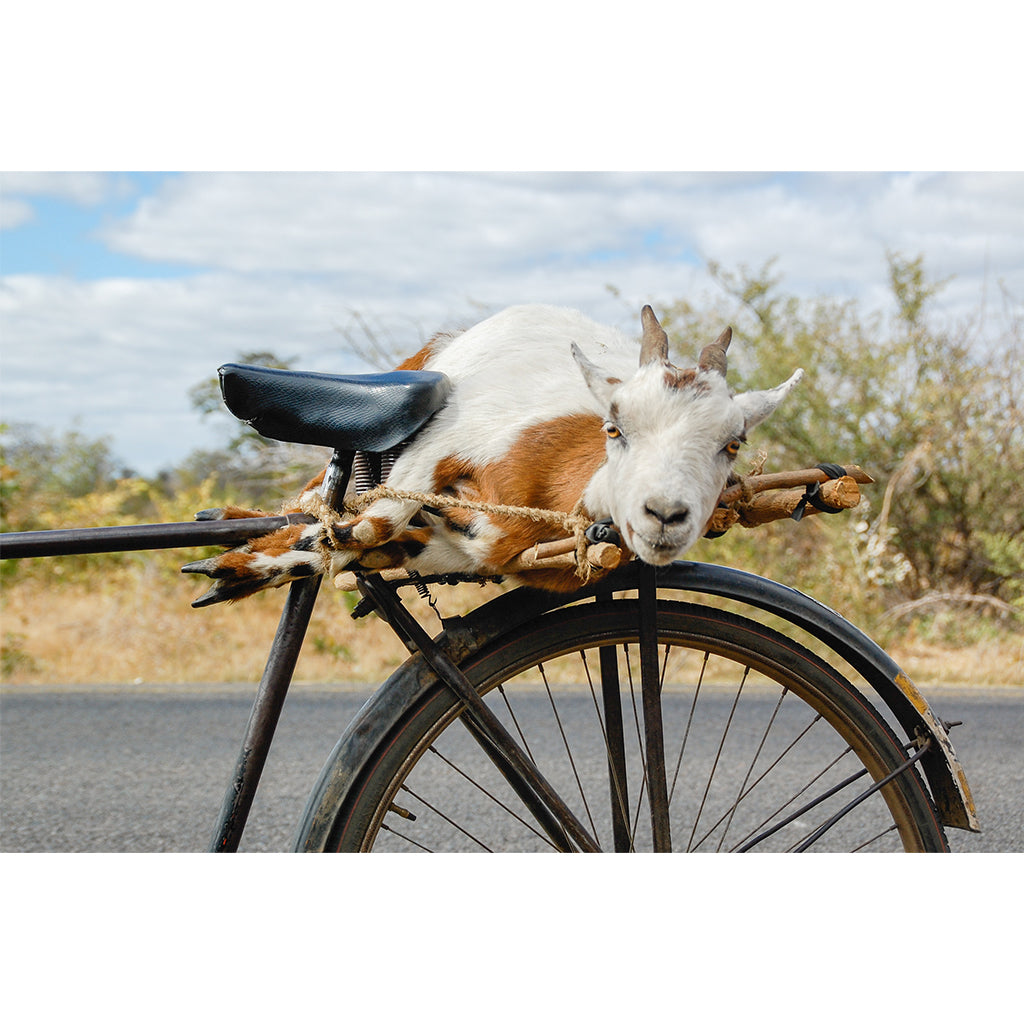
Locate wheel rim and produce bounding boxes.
[337,603,945,852]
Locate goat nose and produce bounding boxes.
[645,501,690,527]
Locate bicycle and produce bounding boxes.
[1,363,979,852]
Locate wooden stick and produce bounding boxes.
[718,464,872,505]
[330,463,871,589]
[498,540,623,574]
[331,541,624,591]
[706,476,862,533]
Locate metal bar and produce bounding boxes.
[0,515,318,559]
[736,761,869,852]
[596,592,632,852]
[357,573,600,852]
[792,741,931,852]
[210,447,353,851]
[638,564,672,851]
[210,574,322,852]
[456,712,576,852]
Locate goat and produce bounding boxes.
[183,304,803,605]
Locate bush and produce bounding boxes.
[662,254,1024,626]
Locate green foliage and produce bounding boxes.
[978,532,1024,610]
[188,346,296,421]
[1,631,37,676]
[4,266,1020,644]
[663,253,1024,622]
[180,349,327,506]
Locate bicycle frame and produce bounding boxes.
[0,512,979,851]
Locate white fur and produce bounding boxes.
[395,305,636,471]
[339,304,801,575]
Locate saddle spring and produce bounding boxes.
[353,440,410,494]
[352,441,436,610]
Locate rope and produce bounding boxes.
[297,483,598,582]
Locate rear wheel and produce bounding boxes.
[310,600,948,852]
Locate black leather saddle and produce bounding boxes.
[218,364,452,453]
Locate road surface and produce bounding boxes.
[1,682,1020,852]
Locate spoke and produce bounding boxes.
[540,666,599,841]
[851,824,899,852]
[668,651,710,805]
[497,684,535,764]
[723,715,836,849]
[738,753,867,851]
[401,784,493,851]
[379,822,434,852]
[358,572,600,852]
[457,712,576,851]
[428,745,558,849]
[687,667,749,851]
[715,687,790,851]
[791,742,931,851]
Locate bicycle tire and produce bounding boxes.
[301,600,948,852]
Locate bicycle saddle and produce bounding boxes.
[218,364,452,452]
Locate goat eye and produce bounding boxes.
[604,422,623,440]
[723,439,742,458]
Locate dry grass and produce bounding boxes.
[2,567,1021,688]
[886,635,1023,688]
[1,566,502,686]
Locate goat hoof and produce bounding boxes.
[181,556,222,577]
[190,585,230,608]
[357,548,398,570]
[194,508,226,522]
[188,578,264,608]
[351,519,379,545]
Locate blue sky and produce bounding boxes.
[2,5,1022,477]
[2,171,1022,476]
[1,174,198,279]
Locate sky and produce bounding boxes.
[2,5,1022,478]
[3,171,1022,476]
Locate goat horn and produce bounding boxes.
[639,305,669,366]
[698,326,732,376]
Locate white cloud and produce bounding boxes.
[0,172,121,205]
[96,172,1024,315]
[0,197,34,231]
[2,172,1023,476]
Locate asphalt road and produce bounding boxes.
[1,682,1020,852]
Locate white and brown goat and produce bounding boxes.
[184,304,803,604]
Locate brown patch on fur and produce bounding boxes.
[330,514,393,549]
[355,543,408,570]
[250,523,309,558]
[395,344,434,372]
[663,367,708,392]
[219,505,268,520]
[441,503,481,535]
[211,550,263,577]
[278,468,328,515]
[395,330,459,372]
[354,526,435,570]
[301,467,327,493]
[432,412,606,576]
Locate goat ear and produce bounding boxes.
[572,343,620,406]
[734,369,804,430]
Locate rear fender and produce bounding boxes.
[439,561,979,833]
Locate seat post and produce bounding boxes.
[209,447,352,852]
[320,449,355,511]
